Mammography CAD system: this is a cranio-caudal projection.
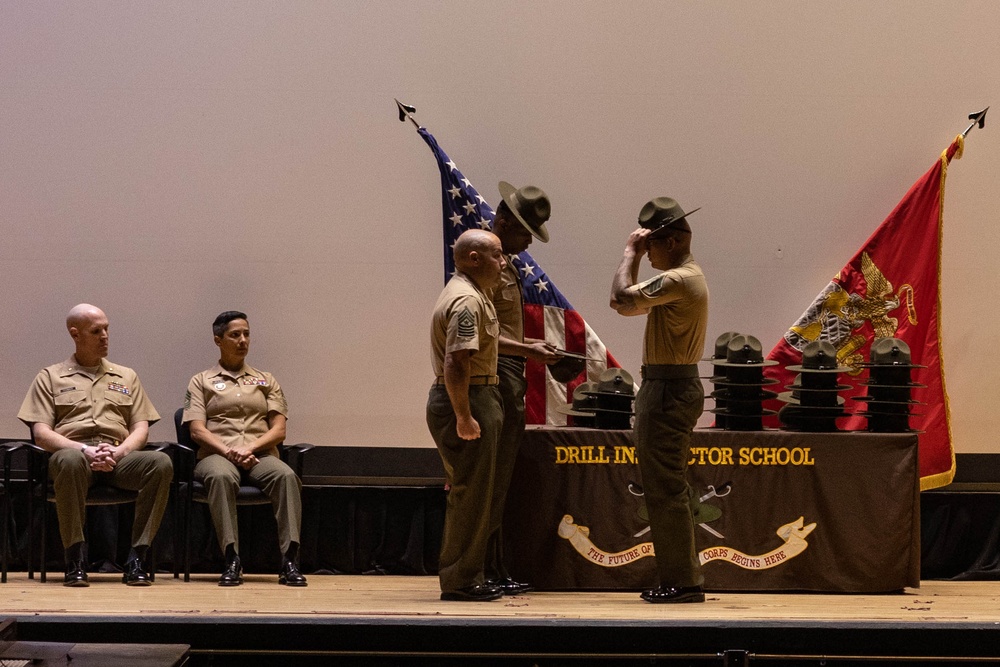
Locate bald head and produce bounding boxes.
[66,304,105,332]
[453,229,506,289]
[453,230,499,270]
[66,303,110,365]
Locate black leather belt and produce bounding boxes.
[433,375,499,386]
[641,364,699,380]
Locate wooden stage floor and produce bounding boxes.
[3,574,1000,664]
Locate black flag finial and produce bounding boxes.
[963,107,989,137]
[395,99,419,129]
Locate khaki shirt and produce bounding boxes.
[182,364,288,460]
[625,256,709,365]
[430,272,500,379]
[18,357,160,444]
[493,258,524,343]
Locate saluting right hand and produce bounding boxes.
[626,227,652,256]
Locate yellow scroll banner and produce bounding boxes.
[558,514,816,570]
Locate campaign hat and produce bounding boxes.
[710,388,779,402]
[498,181,551,243]
[778,390,846,406]
[786,341,852,374]
[638,197,701,240]
[860,337,927,369]
[704,331,742,379]
[549,355,586,383]
[583,368,636,397]
[711,335,779,368]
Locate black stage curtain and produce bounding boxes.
[922,492,1000,580]
[3,483,446,577]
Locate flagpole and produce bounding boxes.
[395,98,421,131]
[962,107,989,138]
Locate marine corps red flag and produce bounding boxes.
[764,136,965,490]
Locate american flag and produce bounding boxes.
[418,127,621,425]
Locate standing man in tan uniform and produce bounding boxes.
[487,182,561,595]
[182,311,306,587]
[18,303,172,587]
[427,229,506,602]
[610,197,709,603]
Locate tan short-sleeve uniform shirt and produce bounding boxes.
[182,364,288,460]
[18,357,160,444]
[624,256,709,365]
[493,259,524,343]
[430,272,500,379]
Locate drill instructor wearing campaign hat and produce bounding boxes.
[487,182,562,595]
[609,197,709,604]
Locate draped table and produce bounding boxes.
[503,427,920,592]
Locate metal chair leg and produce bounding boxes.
[40,500,47,584]
[184,493,192,582]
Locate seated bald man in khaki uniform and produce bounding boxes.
[18,304,173,587]
[182,310,306,587]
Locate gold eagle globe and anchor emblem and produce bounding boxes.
[784,253,918,374]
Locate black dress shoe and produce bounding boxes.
[440,584,503,602]
[219,555,243,587]
[279,560,308,587]
[64,560,89,587]
[122,556,152,586]
[488,577,533,595]
[640,585,705,603]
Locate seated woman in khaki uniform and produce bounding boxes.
[181,311,306,587]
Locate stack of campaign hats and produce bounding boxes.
[555,382,598,428]
[582,369,636,430]
[704,331,741,430]
[777,341,851,432]
[709,334,778,431]
[854,337,925,433]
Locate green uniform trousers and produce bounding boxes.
[633,376,705,588]
[426,384,502,593]
[485,355,526,581]
[194,453,302,555]
[48,447,173,550]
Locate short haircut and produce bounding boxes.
[212,311,248,338]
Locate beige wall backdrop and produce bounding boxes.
[2,1,998,450]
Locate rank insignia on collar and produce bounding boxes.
[241,378,268,386]
[107,382,131,396]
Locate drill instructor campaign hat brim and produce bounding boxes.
[638,197,701,240]
[555,382,599,417]
[499,181,551,243]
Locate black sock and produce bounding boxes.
[65,541,86,563]
[283,542,299,563]
[224,543,238,561]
